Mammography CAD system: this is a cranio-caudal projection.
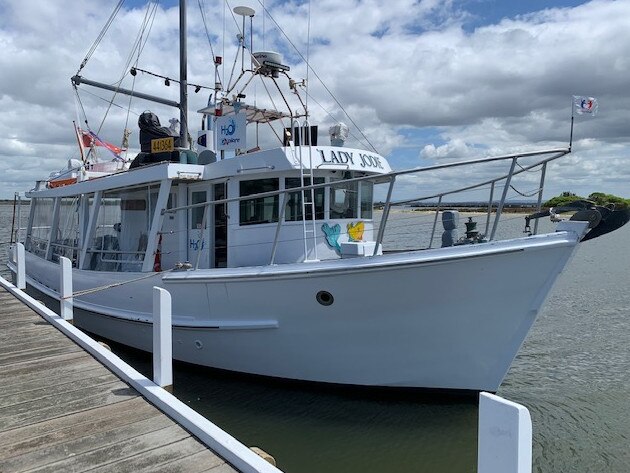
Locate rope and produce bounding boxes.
[65,267,175,299]
[97,2,158,135]
[76,0,125,75]
[509,185,543,198]
[516,162,542,173]
[198,0,218,66]
[255,0,379,154]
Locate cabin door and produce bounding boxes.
[188,184,211,268]
[212,183,228,268]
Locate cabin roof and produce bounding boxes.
[27,146,391,198]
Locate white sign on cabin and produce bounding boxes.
[216,113,246,151]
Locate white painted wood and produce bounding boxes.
[478,392,532,473]
[45,197,61,261]
[153,286,173,389]
[0,275,282,473]
[16,243,26,290]
[79,190,102,270]
[142,179,172,272]
[60,256,73,321]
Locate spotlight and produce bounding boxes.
[130,67,137,76]
[165,78,170,86]
[195,85,201,93]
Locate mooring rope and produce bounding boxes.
[63,268,176,299]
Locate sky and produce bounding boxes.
[0,0,628,202]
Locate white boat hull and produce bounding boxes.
[12,229,582,391]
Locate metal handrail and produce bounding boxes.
[160,146,569,259]
[163,147,570,216]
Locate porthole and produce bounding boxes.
[316,290,334,306]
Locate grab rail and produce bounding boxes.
[163,147,569,257]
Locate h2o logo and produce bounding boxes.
[221,119,236,136]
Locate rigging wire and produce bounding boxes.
[198,0,218,64]
[76,0,125,75]
[122,3,157,158]
[305,0,311,118]
[255,0,379,154]
[76,88,140,119]
[97,2,159,136]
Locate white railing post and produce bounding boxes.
[59,257,73,322]
[153,286,173,391]
[478,392,532,473]
[16,243,26,290]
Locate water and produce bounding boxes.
[1,204,629,472]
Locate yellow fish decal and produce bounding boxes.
[347,221,364,242]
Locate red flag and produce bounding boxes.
[80,129,123,155]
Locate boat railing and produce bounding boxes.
[164,146,570,262]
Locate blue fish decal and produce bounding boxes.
[322,223,341,253]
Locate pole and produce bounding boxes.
[16,242,26,290]
[179,0,188,148]
[60,257,73,323]
[153,286,173,392]
[71,76,179,109]
[569,96,575,150]
[10,193,17,244]
[478,392,532,473]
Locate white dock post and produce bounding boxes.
[16,243,26,290]
[478,392,532,473]
[59,256,73,322]
[153,286,173,392]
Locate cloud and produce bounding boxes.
[0,0,628,201]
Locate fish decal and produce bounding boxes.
[347,221,364,242]
[322,223,341,253]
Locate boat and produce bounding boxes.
[8,1,630,392]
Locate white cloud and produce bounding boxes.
[420,138,475,160]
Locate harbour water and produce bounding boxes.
[1,205,628,472]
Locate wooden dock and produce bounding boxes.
[0,287,238,473]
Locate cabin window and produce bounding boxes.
[86,185,157,271]
[239,179,279,225]
[51,197,80,265]
[285,177,325,221]
[329,176,358,219]
[360,181,374,219]
[25,198,54,257]
[191,191,207,229]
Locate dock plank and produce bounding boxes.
[0,343,83,367]
[0,415,178,472]
[86,437,211,473]
[0,371,119,407]
[0,366,108,397]
[26,424,192,473]
[151,448,228,473]
[0,352,98,385]
[0,397,153,450]
[0,381,137,430]
[0,286,239,473]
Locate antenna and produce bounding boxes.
[233,6,256,72]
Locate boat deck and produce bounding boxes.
[0,287,237,473]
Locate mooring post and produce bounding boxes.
[59,257,73,323]
[153,286,173,392]
[16,242,26,290]
[478,392,532,473]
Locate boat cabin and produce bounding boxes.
[24,145,391,273]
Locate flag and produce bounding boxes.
[79,129,124,155]
[573,96,598,116]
